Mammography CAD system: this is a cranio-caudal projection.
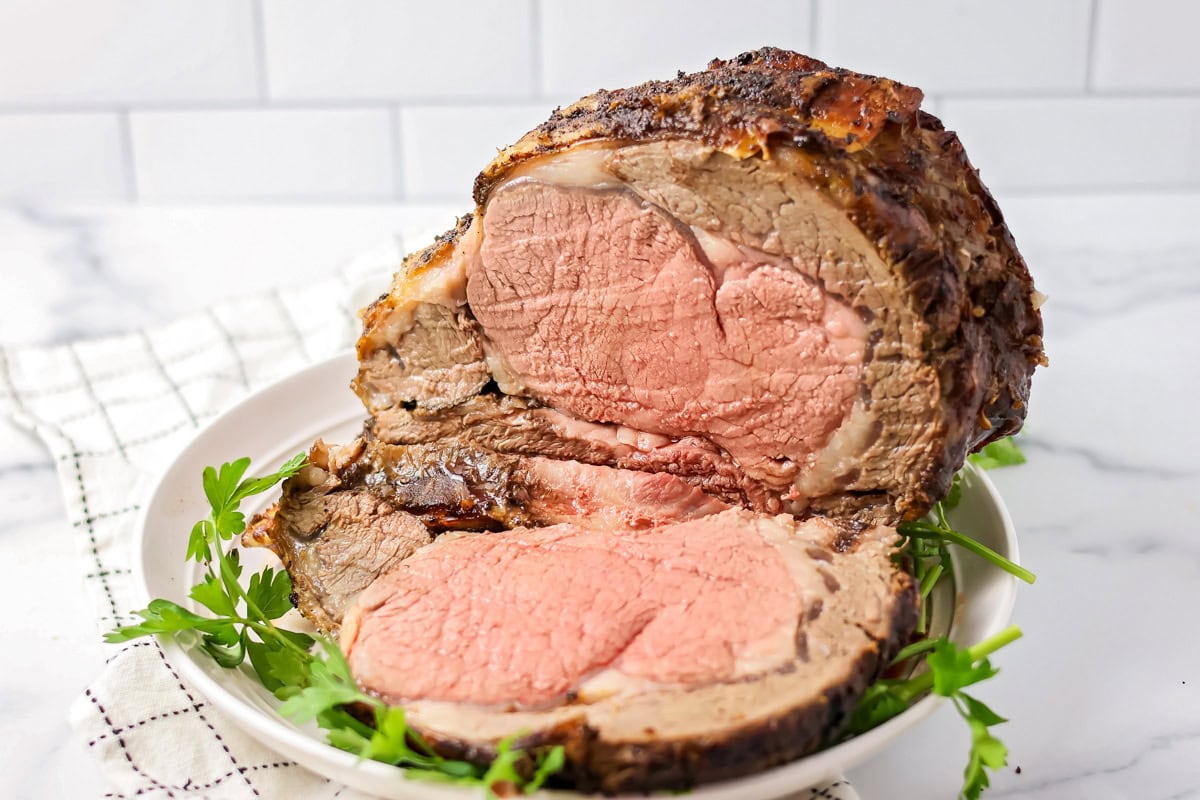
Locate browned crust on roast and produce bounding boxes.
[474,48,923,202]
[417,567,919,794]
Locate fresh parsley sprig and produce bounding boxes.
[107,456,565,797]
[856,435,1033,799]
[849,626,1022,800]
[899,461,1035,587]
[901,515,1036,586]
[109,454,311,669]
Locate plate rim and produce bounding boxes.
[130,350,1021,800]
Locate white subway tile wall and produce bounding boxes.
[130,108,395,201]
[1091,0,1200,90]
[540,0,812,96]
[398,104,562,200]
[261,0,537,100]
[0,114,128,202]
[941,97,1200,191]
[0,0,259,105]
[0,0,1186,204]
[816,0,1092,93]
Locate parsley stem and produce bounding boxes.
[227,556,272,626]
[935,501,950,529]
[899,625,1023,700]
[919,563,944,599]
[901,522,1036,585]
[206,529,286,642]
[196,612,312,659]
[891,637,940,664]
[912,556,928,635]
[242,619,313,658]
[966,623,1023,662]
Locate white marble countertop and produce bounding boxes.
[2,195,1198,799]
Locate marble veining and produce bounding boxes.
[2,196,1199,800]
[988,726,1200,799]
[1019,435,1200,479]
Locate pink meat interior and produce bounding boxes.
[468,181,867,484]
[342,516,798,708]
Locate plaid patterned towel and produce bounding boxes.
[0,242,860,800]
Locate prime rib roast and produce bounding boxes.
[244,48,1043,793]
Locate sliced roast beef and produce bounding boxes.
[367,392,786,510]
[340,510,917,793]
[355,47,1043,523]
[248,47,1041,794]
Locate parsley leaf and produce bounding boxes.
[104,598,230,642]
[188,454,306,566]
[232,452,306,503]
[189,573,237,617]
[244,639,287,693]
[186,519,214,563]
[277,642,365,722]
[957,692,1009,799]
[204,458,252,540]
[847,627,1022,800]
[960,692,1007,727]
[969,437,1026,470]
[246,566,295,621]
[928,639,999,697]
[357,707,469,771]
[111,455,307,665]
[479,736,525,795]
[846,680,914,735]
[201,627,247,668]
[527,745,566,792]
[360,706,426,765]
[279,646,548,796]
[943,472,964,510]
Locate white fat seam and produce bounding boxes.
[497,140,625,190]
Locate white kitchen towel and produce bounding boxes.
[0,243,860,800]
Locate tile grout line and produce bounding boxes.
[0,96,557,114]
[117,109,138,202]
[1085,0,1101,92]
[42,194,417,206]
[809,0,820,55]
[6,88,1200,117]
[981,182,1200,195]
[251,0,271,102]
[933,88,1200,101]
[530,0,544,97]
[389,104,405,202]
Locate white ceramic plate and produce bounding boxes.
[134,351,1022,800]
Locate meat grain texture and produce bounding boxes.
[247,48,1042,793]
